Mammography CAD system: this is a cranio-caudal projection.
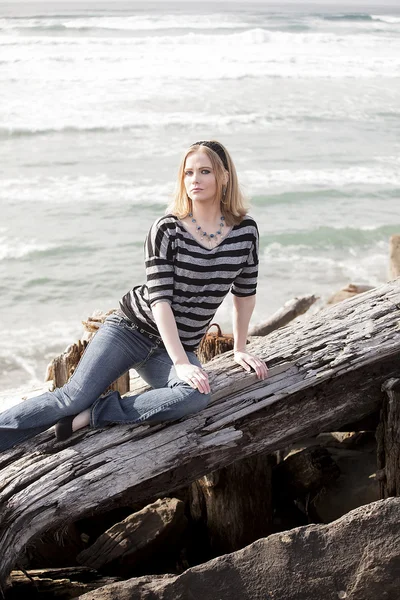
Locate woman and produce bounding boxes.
[0,141,268,452]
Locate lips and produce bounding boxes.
[191,188,203,192]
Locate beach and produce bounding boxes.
[0,0,399,393]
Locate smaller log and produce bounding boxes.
[272,446,340,528]
[327,283,374,305]
[389,235,400,279]
[274,446,340,497]
[376,378,400,498]
[249,294,318,337]
[7,567,120,599]
[77,498,187,571]
[46,340,89,388]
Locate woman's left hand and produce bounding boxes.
[234,351,268,380]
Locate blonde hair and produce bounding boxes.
[168,141,248,226]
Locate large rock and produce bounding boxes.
[78,498,400,600]
[327,283,374,305]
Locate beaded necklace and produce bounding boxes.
[188,213,226,247]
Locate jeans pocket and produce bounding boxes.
[104,314,138,332]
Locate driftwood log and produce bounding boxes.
[274,446,340,497]
[272,446,341,527]
[248,294,318,336]
[76,498,187,572]
[45,339,89,388]
[1,280,400,587]
[7,567,120,599]
[376,378,400,499]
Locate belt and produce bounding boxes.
[115,309,163,346]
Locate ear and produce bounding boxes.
[223,170,229,185]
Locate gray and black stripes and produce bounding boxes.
[120,214,259,351]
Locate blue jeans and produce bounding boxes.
[0,314,210,452]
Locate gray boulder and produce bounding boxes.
[78,497,400,600]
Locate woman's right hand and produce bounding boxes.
[174,362,210,394]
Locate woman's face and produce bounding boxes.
[184,151,218,206]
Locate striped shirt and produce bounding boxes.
[119,214,259,351]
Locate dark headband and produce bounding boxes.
[193,140,229,171]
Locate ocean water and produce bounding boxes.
[0,1,399,393]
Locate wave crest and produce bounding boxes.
[322,13,374,22]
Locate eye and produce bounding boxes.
[184,170,193,176]
[201,169,211,174]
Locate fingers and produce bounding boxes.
[235,357,252,373]
[177,364,210,394]
[247,356,268,380]
[235,352,268,380]
[188,368,210,394]
[255,360,268,380]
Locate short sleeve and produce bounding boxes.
[231,224,259,297]
[145,218,175,306]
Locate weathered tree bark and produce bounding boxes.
[1,280,400,587]
[389,234,400,279]
[45,339,89,388]
[190,453,273,555]
[376,378,400,499]
[248,294,318,336]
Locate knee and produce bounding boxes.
[189,389,211,412]
[175,389,210,422]
[172,384,211,418]
[52,380,88,412]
